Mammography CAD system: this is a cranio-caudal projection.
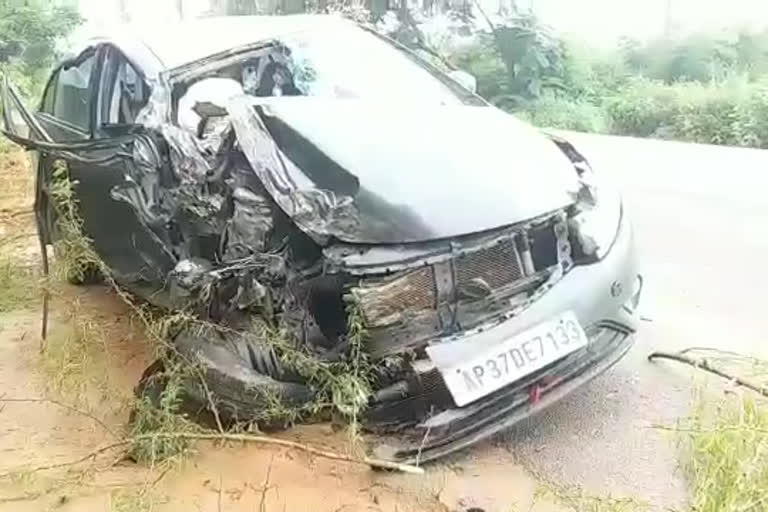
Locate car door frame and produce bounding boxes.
[1,45,178,289]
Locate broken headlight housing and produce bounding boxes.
[569,163,623,261]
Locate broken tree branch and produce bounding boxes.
[648,351,768,397]
[0,397,116,436]
[1,432,425,478]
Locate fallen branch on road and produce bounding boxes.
[648,351,768,397]
[0,432,424,478]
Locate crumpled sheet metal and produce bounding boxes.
[136,76,213,184]
[134,70,363,245]
[226,95,360,244]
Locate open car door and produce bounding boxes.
[0,75,177,290]
[1,76,52,147]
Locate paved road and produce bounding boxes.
[470,134,768,509]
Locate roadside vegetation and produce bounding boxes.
[686,394,768,512]
[444,12,768,148]
[0,258,37,312]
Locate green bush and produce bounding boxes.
[602,76,768,147]
[603,78,687,137]
[517,92,612,133]
[0,0,81,73]
[560,40,631,103]
[450,14,568,103]
[620,30,768,83]
[0,0,81,103]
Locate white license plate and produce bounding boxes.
[431,312,588,407]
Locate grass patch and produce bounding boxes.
[39,298,114,405]
[0,258,38,312]
[685,394,768,512]
[110,486,167,512]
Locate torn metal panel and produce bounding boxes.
[226,95,360,244]
[323,210,566,274]
[237,97,580,243]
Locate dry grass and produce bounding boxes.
[0,147,34,213]
[0,148,39,313]
[0,258,39,312]
[39,298,111,400]
[683,393,768,512]
[110,485,167,512]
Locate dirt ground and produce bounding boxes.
[0,149,577,512]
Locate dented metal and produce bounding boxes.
[0,15,640,463]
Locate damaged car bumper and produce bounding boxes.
[368,212,641,463]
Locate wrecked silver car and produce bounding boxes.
[1,15,642,463]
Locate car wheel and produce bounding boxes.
[134,326,314,429]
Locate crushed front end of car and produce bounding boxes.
[2,21,642,464]
[127,92,642,463]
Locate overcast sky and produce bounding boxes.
[526,0,768,42]
[78,0,768,43]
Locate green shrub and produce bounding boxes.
[561,40,631,103]
[449,14,568,103]
[602,76,768,147]
[620,30,768,83]
[451,36,512,102]
[517,93,612,133]
[0,0,81,73]
[603,78,683,137]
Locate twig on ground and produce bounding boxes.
[0,397,115,436]
[648,350,768,397]
[1,432,425,477]
[259,454,275,512]
[0,441,130,479]
[217,474,223,512]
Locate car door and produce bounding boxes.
[0,45,177,290]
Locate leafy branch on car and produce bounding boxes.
[41,161,389,469]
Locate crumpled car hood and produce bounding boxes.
[228,97,580,244]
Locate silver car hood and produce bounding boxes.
[228,97,579,244]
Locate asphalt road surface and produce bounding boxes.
[490,134,768,509]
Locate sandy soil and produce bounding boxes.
[0,149,569,512]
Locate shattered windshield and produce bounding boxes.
[278,25,479,105]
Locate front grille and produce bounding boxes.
[392,266,437,312]
[355,217,567,339]
[356,266,437,327]
[455,238,523,290]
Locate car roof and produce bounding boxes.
[81,15,351,74]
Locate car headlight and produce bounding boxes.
[569,162,623,261]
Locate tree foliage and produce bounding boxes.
[450,12,566,109]
[621,30,768,83]
[0,0,81,72]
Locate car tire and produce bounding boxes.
[135,325,314,428]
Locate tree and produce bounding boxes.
[0,0,82,71]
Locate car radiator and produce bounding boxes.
[351,213,570,358]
